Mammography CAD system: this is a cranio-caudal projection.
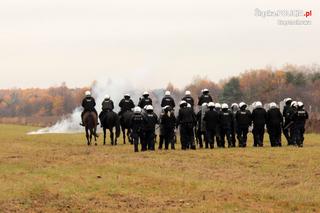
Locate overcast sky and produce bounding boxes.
[0,0,319,89]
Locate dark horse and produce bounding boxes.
[83,111,98,146]
[99,110,121,145]
[119,110,134,144]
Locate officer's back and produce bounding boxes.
[204,107,219,130]
[252,106,267,127]
[236,108,251,127]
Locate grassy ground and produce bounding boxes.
[0,124,320,213]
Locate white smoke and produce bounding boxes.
[28,78,143,135]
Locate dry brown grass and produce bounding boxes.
[0,124,320,212]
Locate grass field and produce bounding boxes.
[0,124,320,212]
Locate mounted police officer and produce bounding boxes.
[161,91,175,109]
[99,94,114,126]
[198,88,213,106]
[182,90,194,109]
[138,91,153,109]
[80,91,98,126]
[118,94,135,117]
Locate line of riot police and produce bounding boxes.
[80,89,309,151]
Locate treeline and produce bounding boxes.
[0,83,88,117]
[169,64,320,114]
[1,64,320,131]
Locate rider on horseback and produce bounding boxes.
[80,91,98,126]
[118,94,135,117]
[99,94,114,127]
[138,91,153,109]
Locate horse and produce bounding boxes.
[99,110,121,145]
[83,111,98,146]
[119,110,134,144]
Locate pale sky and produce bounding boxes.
[0,0,319,89]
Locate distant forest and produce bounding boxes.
[1,64,320,131]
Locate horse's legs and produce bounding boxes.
[110,129,114,145]
[93,128,97,146]
[86,127,90,145]
[128,129,133,144]
[103,127,106,145]
[122,127,126,144]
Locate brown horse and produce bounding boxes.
[83,111,98,145]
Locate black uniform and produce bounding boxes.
[231,107,239,147]
[182,95,195,109]
[119,98,135,115]
[138,97,153,108]
[196,106,208,148]
[160,109,176,150]
[198,94,213,106]
[102,99,114,111]
[177,106,197,150]
[161,95,175,109]
[130,112,146,152]
[251,107,267,147]
[266,107,282,147]
[219,109,233,147]
[143,111,158,151]
[81,96,98,123]
[215,108,222,147]
[236,109,252,147]
[291,107,308,147]
[283,103,294,145]
[99,99,114,124]
[158,110,165,150]
[203,108,219,148]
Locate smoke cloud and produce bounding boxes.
[28,78,143,135]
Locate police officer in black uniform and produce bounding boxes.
[80,91,98,126]
[177,101,197,150]
[236,102,252,147]
[198,88,213,106]
[291,101,308,147]
[215,103,223,147]
[204,102,219,149]
[282,98,294,145]
[130,106,146,152]
[230,103,239,147]
[219,103,233,148]
[99,94,114,126]
[143,105,158,151]
[161,91,175,109]
[160,106,176,150]
[138,91,153,109]
[266,102,282,147]
[182,90,194,110]
[119,94,135,116]
[251,101,267,147]
[196,103,208,148]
